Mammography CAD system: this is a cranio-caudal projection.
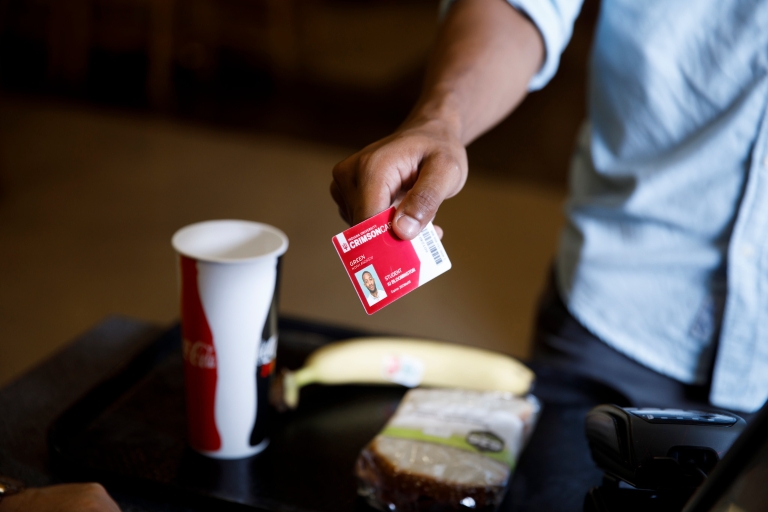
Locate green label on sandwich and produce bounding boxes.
[380,426,514,468]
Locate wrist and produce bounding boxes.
[401,88,465,142]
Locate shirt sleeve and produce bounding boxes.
[439,0,585,91]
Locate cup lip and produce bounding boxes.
[172,219,289,264]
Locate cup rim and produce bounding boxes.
[172,219,289,264]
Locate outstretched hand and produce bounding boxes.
[0,483,122,512]
[330,117,467,240]
[330,0,543,239]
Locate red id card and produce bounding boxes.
[332,207,452,314]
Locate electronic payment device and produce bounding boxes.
[584,405,752,512]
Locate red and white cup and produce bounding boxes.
[172,220,288,459]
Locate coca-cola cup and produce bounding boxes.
[172,220,288,459]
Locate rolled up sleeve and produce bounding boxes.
[440,0,584,91]
[508,0,584,90]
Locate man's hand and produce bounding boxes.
[0,483,122,512]
[329,0,544,239]
[331,117,467,240]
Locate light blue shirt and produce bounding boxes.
[506,0,768,412]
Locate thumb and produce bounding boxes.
[392,154,463,240]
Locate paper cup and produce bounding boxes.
[172,220,288,459]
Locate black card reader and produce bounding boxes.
[585,405,745,491]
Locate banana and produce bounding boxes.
[276,337,534,409]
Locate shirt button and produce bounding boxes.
[742,244,755,258]
[763,156,768,169]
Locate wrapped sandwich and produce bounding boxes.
[356,388,540,512]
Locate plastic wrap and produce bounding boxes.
[355,388,541,512]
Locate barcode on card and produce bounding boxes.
[421,229,443,265]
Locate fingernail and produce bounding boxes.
[396,214,420,239]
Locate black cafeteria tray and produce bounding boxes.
[49,317,618,512]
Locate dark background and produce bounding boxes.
[0,0,599,189]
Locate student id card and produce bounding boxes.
[332,207,451,314]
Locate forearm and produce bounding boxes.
[330,0,545,234]
[404,0,544,145]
